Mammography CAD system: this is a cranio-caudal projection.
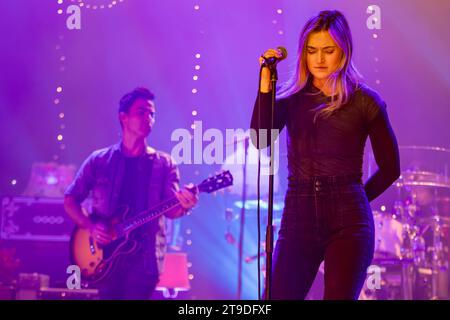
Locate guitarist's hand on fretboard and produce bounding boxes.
[173,184,199,215]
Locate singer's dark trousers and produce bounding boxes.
[270,174,375,300]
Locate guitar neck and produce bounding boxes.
[113,170,232,237]
[116,195,183,237]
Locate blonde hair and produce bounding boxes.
[278,10,363,121]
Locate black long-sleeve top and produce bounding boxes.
[250,81,400,202]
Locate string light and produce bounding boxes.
[181,2,203,287]
[191,28,201,135]
[370,15,381,87]
[54,1,70,161]
[275,7,285,36]
[69,0,125,10]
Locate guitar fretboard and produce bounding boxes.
[112,171,232,238]
[116,196,181,237]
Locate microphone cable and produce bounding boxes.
[256,63,264,300]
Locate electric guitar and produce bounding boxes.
[69,171,233,285]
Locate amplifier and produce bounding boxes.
[1,196,74,241]
[13,273,99,300]
[39,287,99,300]
[15,273,50,300]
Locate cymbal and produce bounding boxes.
[233,199,284,212]
[365,145,450,183]
[400,181,450,189]
[398,146,450,176]
[399,145,450,154]
[399,170,450,189]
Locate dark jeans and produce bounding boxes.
[270,174,375,300]
[98,251,159,300]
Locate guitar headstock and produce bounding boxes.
[198,171,233,193]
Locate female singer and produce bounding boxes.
[251,10,400,299]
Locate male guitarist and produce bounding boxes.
[64,87,198,299]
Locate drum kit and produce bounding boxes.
[364,146,450,300]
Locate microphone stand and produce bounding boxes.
[237,136,249,300]
[264,64,278,300]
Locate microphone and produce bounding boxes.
[262,46,288,66]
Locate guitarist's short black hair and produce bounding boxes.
[119,87,155,114]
